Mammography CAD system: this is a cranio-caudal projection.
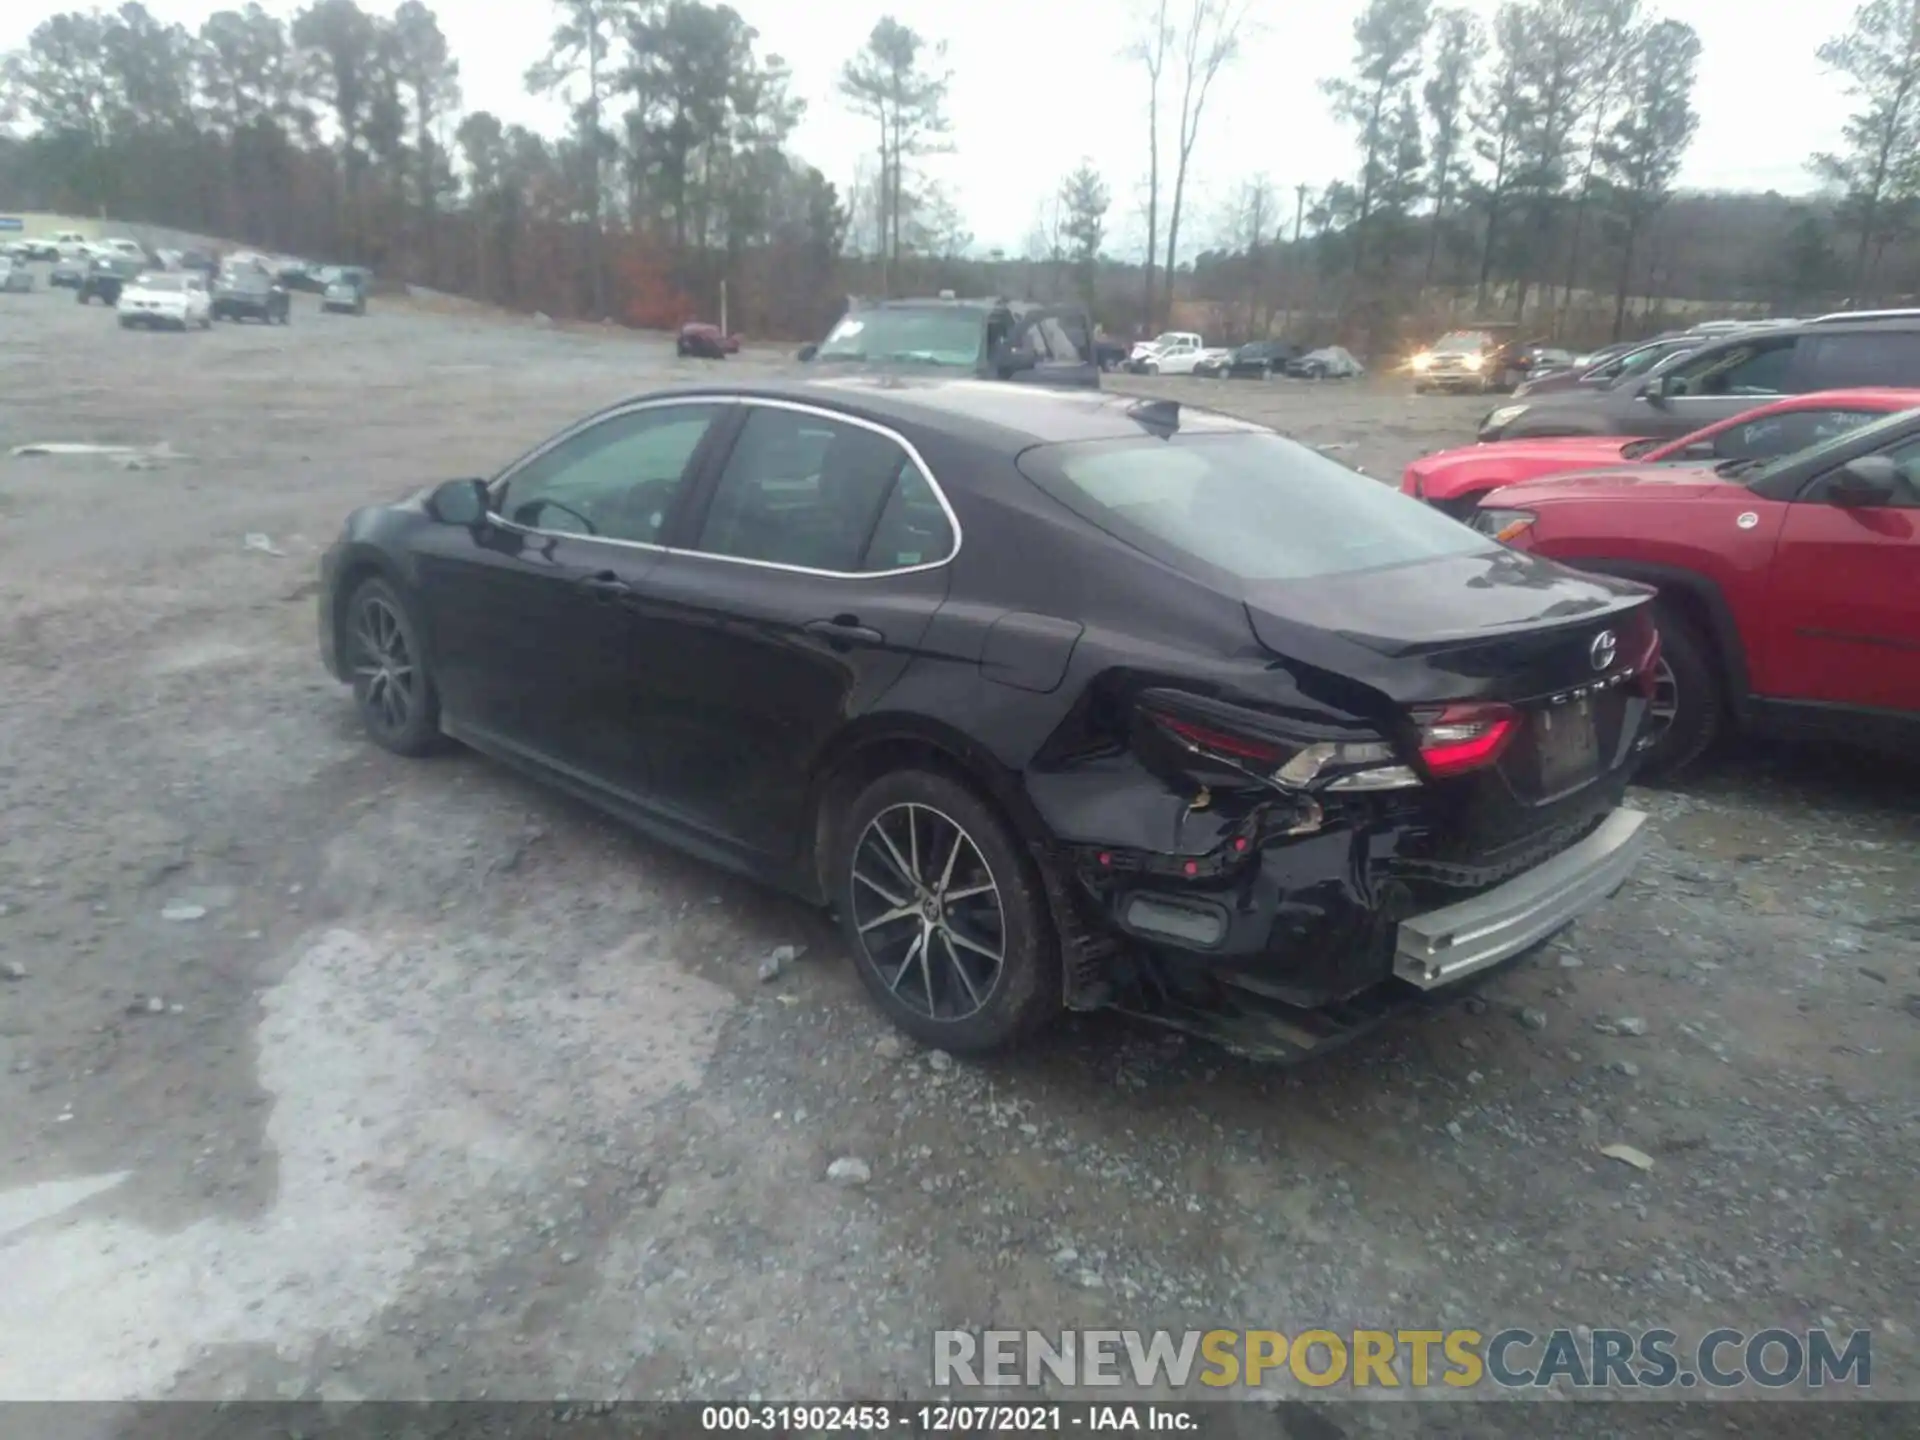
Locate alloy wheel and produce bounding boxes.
[351,594,416,736]
[849,802,1006,1022]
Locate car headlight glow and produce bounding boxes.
[1462,354,1483,370]
[1411,351,1433,372]
[1485,404,1529,430]
[1473,508,1537,543]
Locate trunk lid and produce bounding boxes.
[1245,549,1657,836]
[1242,547,1654,708]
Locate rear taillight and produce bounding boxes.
[1415,702,1518,776]
[1149,712,1289,766]
[1634,627,1662,697]
[1140,701,1405,791]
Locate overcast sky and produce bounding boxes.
[6,0,1854,254]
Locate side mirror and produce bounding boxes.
[425,477,488,525]
[795,342,818,362]
[1829,454,1902,506]
[1639,376,1670,408]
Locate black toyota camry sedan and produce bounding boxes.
[318,378,1657,1060]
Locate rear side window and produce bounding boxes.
[694,406,953,573]
[1018,433,1490,584]
[1798,331,1920,387]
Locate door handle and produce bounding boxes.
[576,571,631,602]
[804,616,885,648]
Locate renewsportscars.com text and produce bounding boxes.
[933,1328,1873,1391]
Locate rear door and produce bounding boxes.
[1757,431,1920,713]
[1010,308,1101,388]
[625,400,956,860]
[1794,328,1920,388]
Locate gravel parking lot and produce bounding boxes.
[1,279,1916,1430]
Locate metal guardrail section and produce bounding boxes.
[1394,807,1648,988]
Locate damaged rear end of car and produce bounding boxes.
[1008,422,1658,1061]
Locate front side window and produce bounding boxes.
[496,403,721,543]
[1019,432,1490,585]
[1711,409,1885,462]
[693,407,944,573]
[1666,338,1797,397]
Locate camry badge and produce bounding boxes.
[1589,629,1618,672]
[1736,511,1759,530]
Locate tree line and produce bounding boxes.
[0,0,1909,345]
[0,0,854,335]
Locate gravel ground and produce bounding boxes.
[1,279,1916,1432]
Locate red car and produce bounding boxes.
[1404,389,1920,518]
[677,321,741,359]
[1469,404,1920,777]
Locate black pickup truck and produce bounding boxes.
[797,294,1102,388]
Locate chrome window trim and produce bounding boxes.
[485,393,965,580]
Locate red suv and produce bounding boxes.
[1471,406,1920,776]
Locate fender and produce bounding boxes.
[1558,557,1753,718]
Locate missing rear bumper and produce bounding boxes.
[1395,806,1647,989]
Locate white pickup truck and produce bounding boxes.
[1128,331,1210,375]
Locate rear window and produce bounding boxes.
[135,273,186,290]
[1018,433,1491,584]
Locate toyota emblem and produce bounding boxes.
[1589,629,1618,672]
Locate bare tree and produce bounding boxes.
[1161,0,1249,326]
[525,0,628,317]
[1421,7,1479,289]
[839,16,952,295]
[1125,0,1173,328]
[1598,18,1699,337]
[1812,0,1920,300]
[1323,0,1430,277]
[1557,0,1643,319]
[1228,174,1277,333]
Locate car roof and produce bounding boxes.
[625,376,1269,448]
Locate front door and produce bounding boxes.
[417,400,729,794]
[628,400,957,861]
[1008,308,1101,388]
[1637,333,1803,438]
[1757,434,1920,713]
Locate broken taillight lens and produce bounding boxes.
[1633,626,1663,697]
[1147,712,1289,766]
[1414,702,1518,776]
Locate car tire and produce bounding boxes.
[1141,361,1158,375]
[834,768,1061,1055]
[1637,602,1722,781]
[343,577,446,759]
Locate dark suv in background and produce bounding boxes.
[1479,314,1920,441]
[797,294,1100,388]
